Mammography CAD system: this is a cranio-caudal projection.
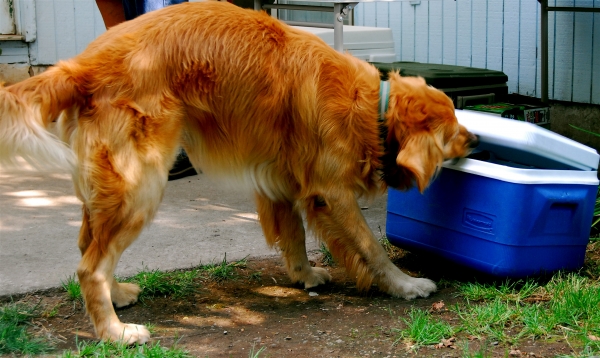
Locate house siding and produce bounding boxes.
[354,0,600,104]
[29,0,105,65]
[0,40,29,63]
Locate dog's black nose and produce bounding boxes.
[469,134,480,148]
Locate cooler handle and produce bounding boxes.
[456,93,496,109]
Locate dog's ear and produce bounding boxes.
[395,131,443,193]
[385,73,444,192]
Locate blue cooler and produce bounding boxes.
[386,110,600,278]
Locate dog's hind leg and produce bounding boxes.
[256,195,332,288]
[78,206,141,309]
[75,144,171,344]
[110,281,143,308]
[77,210,151,344]
[306,191,437,300]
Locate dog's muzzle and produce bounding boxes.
[468,133,480,149]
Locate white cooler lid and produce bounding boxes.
[443,158,599,185]
[455,109,600,171]
[294,26,396,62]
[293,26,395,51]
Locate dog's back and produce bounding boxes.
[59,2,383,199]
[1,2,381,195]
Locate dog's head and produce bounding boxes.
[382,73,478,192]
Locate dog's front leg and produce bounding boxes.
[256,195,332,288]
[306,191,436,300]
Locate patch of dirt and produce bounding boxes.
[3,253,583,357]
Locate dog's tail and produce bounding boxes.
[0,64,83,171]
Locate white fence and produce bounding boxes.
[353,0,600,104]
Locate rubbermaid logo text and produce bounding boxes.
[463,210,495,234]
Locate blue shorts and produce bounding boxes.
[122,0,188,20]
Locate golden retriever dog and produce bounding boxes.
[0,1,477,344]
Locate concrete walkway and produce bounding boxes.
[0,168,387,297]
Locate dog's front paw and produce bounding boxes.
[386,276,437,300]
[111,282,142,308]
[404,277,437,299]
[302,267,332,289]
[377,264,437,300]
[103,322,151,345]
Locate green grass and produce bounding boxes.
[61,274,83,302]
[392,308,454,348]
[593,188,600,233]
[519,303,555,338]
[458,340,494,358]
[199,255,248,282]
[447,273,600,355]
[319,243,336,266]
[379,236,394,252]
[61,268,202,304]
[248,343,267,358]
[453,298,520,344]
[249,271,263,281]
[457,279,541,302]
[374,225,404,260]
[61,339,191,358]
[0,301,53,355]
[0,299,191,357]
[384,267,600,356]
[125,268,200,301]
[544,273,600,335]
[61,255,249,304]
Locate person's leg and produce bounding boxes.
[168,149,198,181]
[96,0,189,27]
[121,0,189,21]
[95,0,126,28]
